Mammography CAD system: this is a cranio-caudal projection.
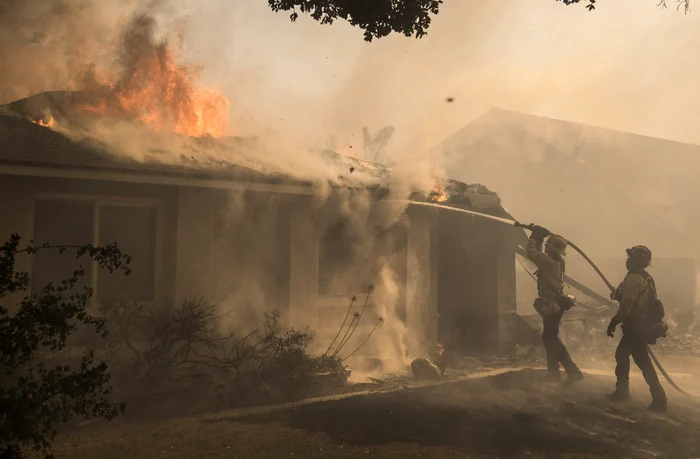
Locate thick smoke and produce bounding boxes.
[0,0,137,103]
[4,1,700,154]
[4,0,700,373]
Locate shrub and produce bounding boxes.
[0,234,130,459]
[99,300,347,406]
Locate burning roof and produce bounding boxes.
[0,90,504,214]
[62,15,228,138]
[105,15,229,138]
[0,102,503,215]
[409,179,501,210]
[0,92,382,187]
[0,13,502,209]
[0,108,276,183]
[0,10,510,223]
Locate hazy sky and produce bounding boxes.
[2,0,699,156]
[170,0,700,156]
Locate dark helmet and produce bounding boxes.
[626,245,652,267]
[545,234,568,257]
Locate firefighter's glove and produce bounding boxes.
[530,225,551,242]
[607,318,619,338]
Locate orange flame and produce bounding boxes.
[429,181,449,203]
[32,116,56,128]
[74,16,229,138]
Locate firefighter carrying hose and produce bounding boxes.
[527,225,584,386]
[607,245,668,412]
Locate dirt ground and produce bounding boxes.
[39,359,700,459]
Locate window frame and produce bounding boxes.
[32,192,164,306]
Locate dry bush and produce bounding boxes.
[97,299,347,408]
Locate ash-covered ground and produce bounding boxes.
[38,352,700,459]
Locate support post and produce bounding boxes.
[174,187,215,301]
[288,200,319,329]
[406,209,439,356]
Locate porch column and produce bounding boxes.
[175,187,216,301]
[406,208,439,355]
[496,225,517,353]
[288,199,320,329]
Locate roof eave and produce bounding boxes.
[0,162,317,196]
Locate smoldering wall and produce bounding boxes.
[314,189,412,371]
[205,184,415,372]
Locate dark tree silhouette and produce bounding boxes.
[0,234,131,458]
[269,0,691,43]
[267,0,442,41]
[557,0,597,10]
[557,0,690,13]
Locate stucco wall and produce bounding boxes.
[0,174,178,307]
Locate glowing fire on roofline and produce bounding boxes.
[33,15,230,139]
[32,116,55,128]
[429,181,449,203]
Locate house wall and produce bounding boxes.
[174,187,216,300]
[313,206,410,359]
[284,195,319,329]
[0,171,518,354]
[436,212,517,353]
[174,188,309,327]
[436,211,468,349]
[405,208,440,355]
[0,173,310,324]
[0,174,178,307]
[312,201,518,358]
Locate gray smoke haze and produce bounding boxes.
[0,0,134,101]
[178,1,700,149]
[4,0,700,146]
[3,0,700,370]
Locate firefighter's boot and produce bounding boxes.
[608,383,630,403]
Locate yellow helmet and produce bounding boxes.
[546,234,568,257]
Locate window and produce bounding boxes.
[32,197,158,303]
[33,200,95,293]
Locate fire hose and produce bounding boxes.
[391,200,695,396]
[511,222,695,396]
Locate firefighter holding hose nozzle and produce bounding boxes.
[607,245,668,412]
[526,225,584,386]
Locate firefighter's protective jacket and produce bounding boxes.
[615,271,653,325]
[526,237,565,315]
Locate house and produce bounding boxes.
[440,108,698,316]
[0,91,523,361]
